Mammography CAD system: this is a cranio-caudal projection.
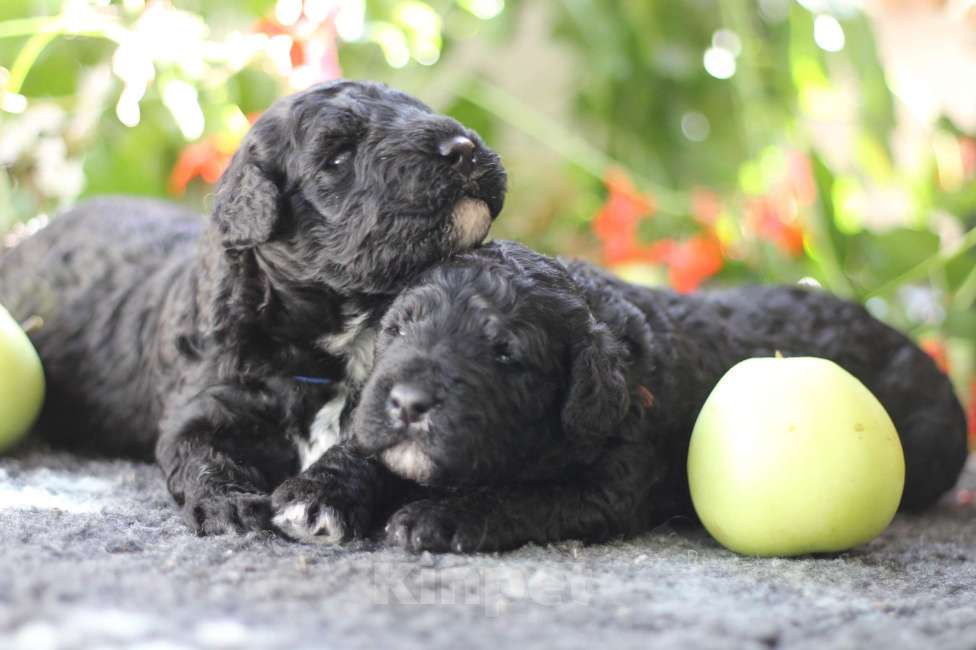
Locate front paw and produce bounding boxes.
[183,492,272,536]
[385,499,491,553]
[270,477,371,544]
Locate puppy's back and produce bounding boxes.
[1,197,202,317]
[0,197,204,456]
[563,262,968,511]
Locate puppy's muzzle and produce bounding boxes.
[387,382,437,427]
[374,381,441,483]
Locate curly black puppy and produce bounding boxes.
[278,240,968,552]
[0,80,506,535]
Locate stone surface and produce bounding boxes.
[1,451,974,650]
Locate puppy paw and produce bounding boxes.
[385,499,490,553]
[270,477,370,544]
[183,493,272,536]
[272,501,347,544]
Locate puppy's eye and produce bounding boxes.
[385,323,404,337]
[329,147,354,168]
[493,342,518,366]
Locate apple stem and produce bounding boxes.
[20,315,43,334]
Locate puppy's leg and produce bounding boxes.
[386,485,635,553]
[386,443,661,553]
[157,381,299,535]
[270,444,414,543]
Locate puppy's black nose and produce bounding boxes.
[388,383,435,425]
[438,135,477,177]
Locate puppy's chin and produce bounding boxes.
[380,439,437,484]
[450,198,491,249]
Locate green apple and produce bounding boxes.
[687,356,904,557]
[0,304,44,452]
[611,262,666,288]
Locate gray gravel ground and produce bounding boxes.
[0,451,974,650]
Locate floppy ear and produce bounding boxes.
[212,141,280,249]
[561,318,631,447]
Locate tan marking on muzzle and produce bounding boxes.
[381,440,436,483]
[451,197,491,248]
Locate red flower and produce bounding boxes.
[254,18,286,36]
[591,168,723,291]
[593,168,656,265]
[748,196,805,257]
[169,137,233,195]
[691,187,721,226]
[662,235,724,293]
[253,7,342,85]
[739,149,814,258]
[785,150,816,207]
[309,19,342,81]
[920,337,950,375]
[960,138,976,180]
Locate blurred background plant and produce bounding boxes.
[1,0,974,445]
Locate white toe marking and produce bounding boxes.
[309,507,345,544]
[272,501,345,544]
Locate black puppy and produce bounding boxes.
[277,240,969,552]
[0,80,506,535]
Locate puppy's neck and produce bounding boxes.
[197,234,388,378]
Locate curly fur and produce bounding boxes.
[287,240,969,552]
[0,80,506,535]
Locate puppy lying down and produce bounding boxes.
[1,80,507,535]
[272,241,969,552]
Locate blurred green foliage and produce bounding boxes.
[0,0,974,429]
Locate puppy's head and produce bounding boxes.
[212,80,507,294]
[350,241,632,486]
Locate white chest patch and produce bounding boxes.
[298,312,378,470]
[317,312,377,385]
[298,389,346,471]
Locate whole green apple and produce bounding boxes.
[0,304,45,452]
[687,356,904,557]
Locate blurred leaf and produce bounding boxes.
[831,175,862,234]
[809,152,855,295]
[225,68,282,116]
[848,228,941,284]
[943,308,976,340]
[443,95,496,147]
[0,0,55,22]
[843,15,895,157]
[854,134,893,182]
[17,35,112,97]
[82,100,179,198]
[946,253,976,292]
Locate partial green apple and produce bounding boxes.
[687,356,904,557]
[0,304,44,452]
[611,262,666,288]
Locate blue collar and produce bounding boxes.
[293,375,333,385]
